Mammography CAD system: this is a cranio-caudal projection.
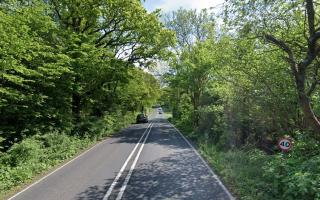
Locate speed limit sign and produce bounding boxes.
[278,138,292,152]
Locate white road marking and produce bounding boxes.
[103,123,152,200]
[116,123,153,200]
[170,123,235,200]
[7,138,107,200]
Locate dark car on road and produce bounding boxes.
[136,113,148,123]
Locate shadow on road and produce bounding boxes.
[121,151,229,200]
[110,118,189,150]
[77,152,228,200]
[76,185,107,200]
[76,118,230,200]
[76,152,229,200]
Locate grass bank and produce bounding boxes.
[172,121,320,200]
[0,112,136,199]
[197,140,320,200]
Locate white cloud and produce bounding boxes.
[144,0,225,12]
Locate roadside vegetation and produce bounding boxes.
[0,113,135,198]
[163,1,320,199]
[1,0,320,199]
[0,0,173,197]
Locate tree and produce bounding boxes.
[0,0,175,149]
[49,0,175,120]
[225,0,320,137]
[0,2,72,148]
[164,8,215,52]
[164,8,216,128]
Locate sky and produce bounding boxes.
[142,0,225,13]
[142,0,225,81]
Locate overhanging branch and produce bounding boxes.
[264,34,297,74]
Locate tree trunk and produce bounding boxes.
[295,73,320,136]
[298,93,320,134]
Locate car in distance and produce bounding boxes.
[136,113,148,123]
[158,110,163,114]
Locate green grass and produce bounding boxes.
[196,139,320,200]
[164,112,172,120]
[198,141,271,199]
[0,112,135,199]
[0,133,92,199]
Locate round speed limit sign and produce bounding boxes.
[278,138,292,152]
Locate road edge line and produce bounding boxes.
[169,123,235,200]
[103,123,152,200]
[7,138,106,200]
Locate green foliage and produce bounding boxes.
[198,136,320,200]
[224,0,320,135]
[164,8,215,50]
[164,2,320,199]
[0,0,174,197]
[0,110,135,197]
[0,133,88,195]
[0,0,173,148]
[262,134,320,200]
[0,4,73,147]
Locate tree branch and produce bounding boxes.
[264,34,297,74]
[306,0,315,36]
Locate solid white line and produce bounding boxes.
[169,123,235,200]
[103,123,152,200]
[116,123,153,200]
[7,138,106,200]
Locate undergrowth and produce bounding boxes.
[0,111,135,198]
[198,134,320,200]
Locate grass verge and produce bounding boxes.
[173,122,320,200]
[0,112,135,199]
[197,140,320,200]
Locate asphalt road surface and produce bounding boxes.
[8,111,234,200]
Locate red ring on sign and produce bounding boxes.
[277,137,292,152]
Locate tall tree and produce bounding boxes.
[0,2,73,148]
[49,0,174,120]
[164,8,215,52]
[225,0,320,137]
[0,0,175,149]
[164,8,216,127]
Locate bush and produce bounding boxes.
[0,138,45,192]
[4,138,43,167]
[198,141,271,199]
[73,111,135,140]
[0,110,135,198]
[40,133,90,163]
[197,134,320,200]
[0,133,92,197]
[262,134,320,200]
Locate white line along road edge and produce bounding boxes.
[170,123,235,200]
[116,123,153,200]
[103,123,152,200]
[8,137,107,200]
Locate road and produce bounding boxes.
[8,111,234,200]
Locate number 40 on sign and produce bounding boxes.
[278,138,293,152]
